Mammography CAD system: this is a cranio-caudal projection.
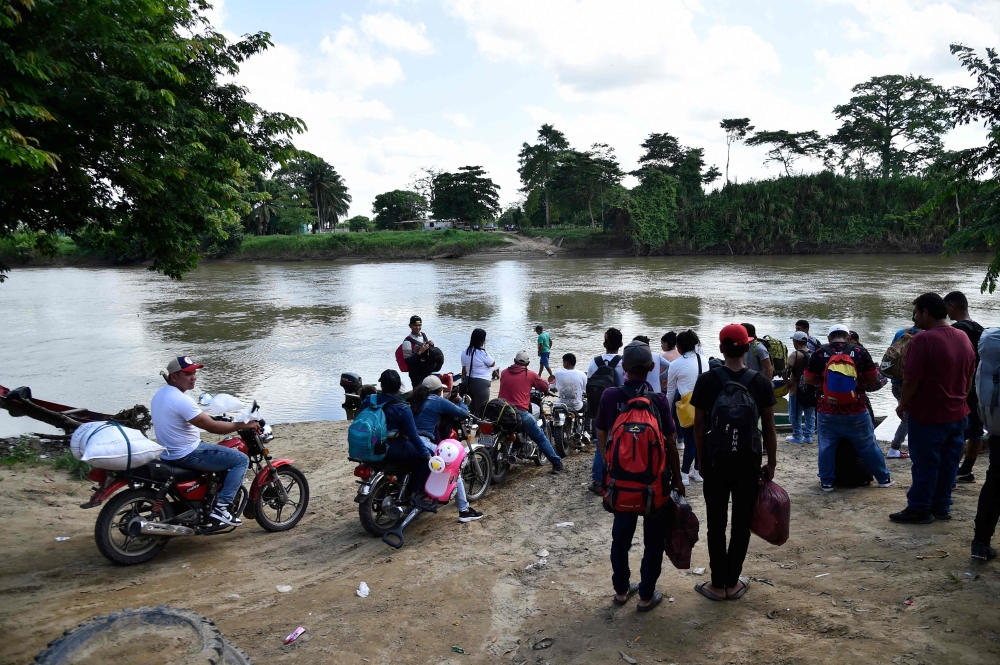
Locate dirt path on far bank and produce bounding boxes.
[1,423,997,664]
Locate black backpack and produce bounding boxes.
[834,438,873,487]
[706,368,762,464]
[483,397,520,432]
[794,350,821,409]
[586,355,622,417]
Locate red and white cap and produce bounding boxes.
[166,356,204,374]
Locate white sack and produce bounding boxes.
[207,393,244,415]
[70,421,164,470]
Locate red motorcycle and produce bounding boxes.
[82,403,309,565]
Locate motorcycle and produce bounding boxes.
[83,402,309,565]
[546,398,588,458]
[478,387,553,484]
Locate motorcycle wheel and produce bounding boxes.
[461,447,492,502]
[490,447,511,485]
[551,424,570,458]
[94,488,174,566]
[359,475,405,536]
[255,465,309,532]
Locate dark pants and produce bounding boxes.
[467,377,491,418]
[610,512,666,601]
[703,458,760,589]
[906,416,967,515]
[974,435,1000,545]
[383,440,431,495]
[680,426,698,474]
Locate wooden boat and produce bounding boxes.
[0,384,112,431]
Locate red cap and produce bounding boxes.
[719,324,750,345]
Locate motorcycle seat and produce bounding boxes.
[130,461,203,483]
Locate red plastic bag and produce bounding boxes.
[751,479,790,546]
[661,490,699,569]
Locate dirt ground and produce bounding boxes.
[1,422,998,665]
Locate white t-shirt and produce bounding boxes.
[151,385,202,460]
[645,355,671,394]
[553,368,588,411]
[666,351,708,406]
[461,348,495,380]
[586,353,626,384]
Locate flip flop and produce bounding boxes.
[727,577,750,600]
[695,581,726,601]
[637,590,663,613]
[612,582,640,606]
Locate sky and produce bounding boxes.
[207,0,1000,219]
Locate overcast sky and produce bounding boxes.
[210,0,1000,219]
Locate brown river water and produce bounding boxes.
[1,254,996,439]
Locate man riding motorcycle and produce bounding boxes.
[151,356,256,526]
[497,351,564,474]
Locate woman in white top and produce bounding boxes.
[666,329,709,484]
[460,328,496,417]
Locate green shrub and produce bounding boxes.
[54,450,91,480]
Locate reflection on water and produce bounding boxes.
[1,254,996,440]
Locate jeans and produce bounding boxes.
[610,512,665,601]
[518,410,560,467]
[906,416,967,514]
[702,459,759,589]
[817,412,891,485]
[787,393,815,442]
[891,383,908,449]
[680,425,698,474]
[419,436,469,511]
[974,436,1000,545]
[383,440,431,495]
[173,442,249,507]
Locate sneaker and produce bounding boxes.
[821,483,835,492]
[931,511,952,521]
[681,472,690,486]
[889,507,934,524]
[878,478,896,488]
[786,435,804,444]
[549,464,565,476]
[210,507,242,526]
[887,448,909,459]
[956,472,976,484]
[587,480,603,495]
[689,468,704,483]
[972,540,997,561]
[458,508,484,523]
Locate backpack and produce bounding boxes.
[587,355,622,417]
[794,351,820,409]
[602,385,669,514]
[976,327,1000,434]
[395,333,428,372]
[761,336,788,373]
[880,329,917,381]
[821,344,861,407]
[833,438,873,487]
[483,397,520,432]
[706,367,762,464]
[348,395,396,462]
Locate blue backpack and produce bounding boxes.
[976,328,1000,435]
[348,395,394,462]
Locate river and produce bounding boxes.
[1,254,995,440]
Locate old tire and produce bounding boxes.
[254,465,309,532]
[222,640,253,665]
[94,488,174,566]
[34,606,223,664]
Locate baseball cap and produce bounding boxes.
[828,324,849,336]
[378,369,402,393]
[719,324,750,346]
[622,340,654,371]
[166,356,204,374]
[422,375,443,391]
[409,315,422,325]
[514,350,531,365]
[791,331,808,342]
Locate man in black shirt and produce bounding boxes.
[947,292,986,483]
[690,324,777,602]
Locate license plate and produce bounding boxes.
[477,434,496,448]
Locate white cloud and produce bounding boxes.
[318,27,405,90]
[443,112,474,129]
[360,12,435,55]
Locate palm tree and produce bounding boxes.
[285,154,352,232]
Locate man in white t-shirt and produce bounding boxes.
[150,356,255,527]
[552,353,588,412]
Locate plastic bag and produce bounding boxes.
[662,490,699,569]
[207,393,244,415]
[751,479,790,546]
[70,421,164,470]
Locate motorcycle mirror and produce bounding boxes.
[198,392,214,406]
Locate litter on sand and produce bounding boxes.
[224,593,240,600]
[276,585,293,593]
[904,598,915,606]
[450,646,466,654]
[815,573,830,578]
[668,596,675,602]
[916,550,949,560]
[533,638,555,650]
[692,567,706,575]
[536,549,549,557]
[555,522,574,528]
[54,537,70,542]
[619,651,637,664]
[284,627,306,644]
[767,610,779,619]
[356,582,370,598]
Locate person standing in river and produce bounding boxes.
[946,291,986,484]
[460,328,495,418]
[536,325,555,381]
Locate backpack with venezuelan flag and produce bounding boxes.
[820,343,860,407]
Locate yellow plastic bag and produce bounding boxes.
[676,392,696,429]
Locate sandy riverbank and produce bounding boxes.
[0,421,997,664]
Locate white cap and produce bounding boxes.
[421,375,443,391]
[514,350,531,365]
[828,324,850,336]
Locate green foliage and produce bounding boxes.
[274,151,350,231]
[53,450,91,480]
[372,190,428,229]
[636,132,719,204]
[234,230,510,260]
[431,166,501,222]
[550,144,624,228]
[518,124,570,227]
[622,169,679,251]
[0,435,37,465]
[346,214,373,232]
[720,118,754,184]
[746,130,826,176]
[0,0,305,282]
[497,205,525,228]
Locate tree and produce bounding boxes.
[0,0,304,281]
[371,190,428,229]
[276,152,351,232]
[830,74,950,179]
[408,166,444,205]
[431,166,501,222]
[746,130,826,176]
[636,132,719,203]
[518,124,569,227]
[624,169,678,251]
[346,215,373,232]
[498,204,525,229]
[720,118,754,184]
[551,145,624,228]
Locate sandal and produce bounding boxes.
[612,582,640,606]
[637,590,663,613]
[695,581,726,601]
[727,577,750,600]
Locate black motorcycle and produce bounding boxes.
[478,388,553,484]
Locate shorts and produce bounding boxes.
[539,352,551,368]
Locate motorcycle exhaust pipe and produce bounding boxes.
[128,517,196,538]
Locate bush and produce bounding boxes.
[54,450,91,480]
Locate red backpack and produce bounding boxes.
[603,386,669,514]
[821,344,860,407]
[394,345,409,372]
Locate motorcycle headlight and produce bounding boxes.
[262,424,274,442]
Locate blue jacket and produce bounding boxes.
[414,394,470,441]
[360,393,424,449]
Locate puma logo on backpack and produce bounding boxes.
[707,368,762,463]
[602,385,669,514]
